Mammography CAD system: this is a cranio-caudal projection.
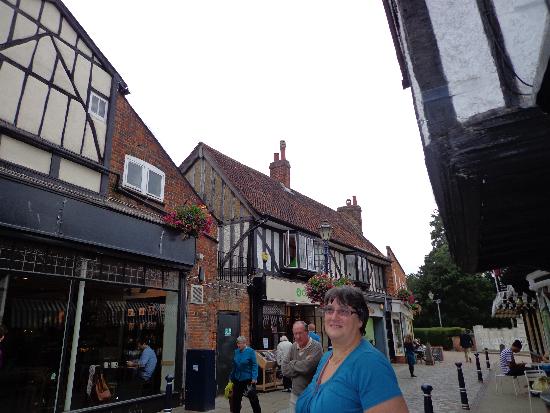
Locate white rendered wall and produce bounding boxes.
[492,0,549,104]
[397,11,431,146]
[426,0,505,122]
[473,321,527,352]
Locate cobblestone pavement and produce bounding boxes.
[177,351,536,413]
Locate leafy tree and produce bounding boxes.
[408,212,508,329]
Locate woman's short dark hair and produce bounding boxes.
[324,286,369,335]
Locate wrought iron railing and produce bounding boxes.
[217,251,252,284]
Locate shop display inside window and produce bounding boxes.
[69,284,178,410]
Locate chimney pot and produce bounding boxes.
[353,196,357,206]
[274,153,279,161]
[346,199,352,206]
[280,140,286,160]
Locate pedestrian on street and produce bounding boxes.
[277,335,293,392]
[500,339,526,377]
[404,334,417,377]
[282,321,323,413]
[229,336,261,413]
[296,286,408,413]
[308,324,321,343]
[459,330,474,363]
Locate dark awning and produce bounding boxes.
[0,176,195,267]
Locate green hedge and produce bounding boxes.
[414,327,465,350]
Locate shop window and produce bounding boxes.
[69,283,178,409]
[392,318,404,355]
[0,275,71,412]
[123,155,165,201]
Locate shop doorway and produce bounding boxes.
[216,311,240,394]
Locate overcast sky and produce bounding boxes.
[63,0,437,274]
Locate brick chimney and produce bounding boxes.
[269,140,291,188]
[337,196,363,233]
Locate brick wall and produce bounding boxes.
[109,93,250,350]
[109,93,204,213]
[185,235,250,349]
[386,246,408,296]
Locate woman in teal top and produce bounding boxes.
[296,286,408,413]
[229,336,261,413]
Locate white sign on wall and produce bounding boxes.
[265,276,313,305]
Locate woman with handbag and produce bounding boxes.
[229,336,261,413]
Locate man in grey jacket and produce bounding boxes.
[282,321,323,413]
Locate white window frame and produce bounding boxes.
[122,155,165,201]
[88,91,108,121]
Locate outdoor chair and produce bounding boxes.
[525,370,546,413]
[495,370,519,397]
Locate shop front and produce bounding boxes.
[254,276,324,350]
[389,300,414,363]
[365,300,389,357]
[0,178,195,413]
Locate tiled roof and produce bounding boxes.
[200,144,386,259]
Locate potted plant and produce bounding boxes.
[163,204,213,238]
[305,273,353,304]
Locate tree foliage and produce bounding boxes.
[407,212,508,329]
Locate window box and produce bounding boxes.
[123,155,165,201]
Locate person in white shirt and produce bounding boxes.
[277,336,293,392]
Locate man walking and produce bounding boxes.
[276,336,292,392]
[282,321,323,413]
[460,330,474,363]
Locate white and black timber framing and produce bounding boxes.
[0,0,128,195]
[385,0,550,273]
[180,144,389,295]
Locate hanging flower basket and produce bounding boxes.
[410,302,422,316]
[163,204,213,238]
[305,273,353,304]
[396,288,415,304]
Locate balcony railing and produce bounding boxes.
[217,251,252,284]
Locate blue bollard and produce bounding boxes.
[421,384,434,413]
[164,375,174,413]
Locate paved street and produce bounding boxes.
[177,351,547,413]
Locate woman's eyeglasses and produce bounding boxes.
[320,306,357,318]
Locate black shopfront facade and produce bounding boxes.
[0,177,195,413]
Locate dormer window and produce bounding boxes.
[88,91,108,121]
[283,231,316,272]
[123,155,165,201]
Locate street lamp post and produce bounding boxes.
[319,220,333,274]
[428,291,443,327]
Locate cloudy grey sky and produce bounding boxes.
[63,0,437,274]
